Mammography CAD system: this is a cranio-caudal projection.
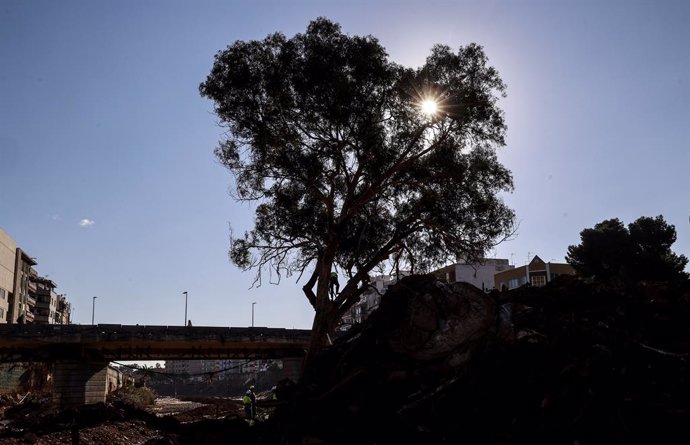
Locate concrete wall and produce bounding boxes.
[0,363,25,393]
[0,363,51,394]
[0,229,16,324]
[53,360,109,407]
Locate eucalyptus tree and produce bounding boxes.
[200,18,515,352]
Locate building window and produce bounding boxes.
[0,288,5,300]
[508,278,519,289]
[0,307,4,320]
[531,275,546,287]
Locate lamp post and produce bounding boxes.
[251,302,256,327]
[91,296,97,325]
[183,291,188,326]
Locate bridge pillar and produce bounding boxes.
[281,357,304,382]
[52,360,109,407]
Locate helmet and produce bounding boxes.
[250,385,255,390]
[271,386,277,391]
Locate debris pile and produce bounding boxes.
[274,275,690,444]
[1,275,688,444]
[0,392,256,444]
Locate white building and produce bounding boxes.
[432,258,514,292]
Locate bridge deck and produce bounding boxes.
[0,324,311,362]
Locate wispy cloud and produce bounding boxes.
[79,219,95,227]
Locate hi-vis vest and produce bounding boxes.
[243,395,252,406]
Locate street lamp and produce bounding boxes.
[91,296,97,325]
[183,291,188,326]
[251,302,256,327]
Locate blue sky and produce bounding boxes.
[1,0,689,329]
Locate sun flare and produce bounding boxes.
[421,99,438,116]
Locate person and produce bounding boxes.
[271,385,278,400]
[242,390,253,420]
[249,385,257,419]
[329,271,340,299]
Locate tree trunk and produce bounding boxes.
[304,297,338,372]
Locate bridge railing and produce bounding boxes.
[0,324,312,362]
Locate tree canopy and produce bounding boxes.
[566,215,689,286]
[199,18,515,348]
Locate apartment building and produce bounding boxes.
[54,295,72,325]
[494,255,575,290]
[9,248,37,324]
[0,227,71,324]
[0,229,15,323]
[30,273,71,324]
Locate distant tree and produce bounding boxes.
[628,216,689,281]
[566,219,633,284]
[566,215,689,286]
[200,18,515,354]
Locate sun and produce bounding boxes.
[421,99,438,116]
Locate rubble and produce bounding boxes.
[0,274,688,444]
[272,275,690,444]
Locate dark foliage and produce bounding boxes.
[566,215,689,286]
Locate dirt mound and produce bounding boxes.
[273,274,690,444]
[2,275,688,444]
[0,394,258,445]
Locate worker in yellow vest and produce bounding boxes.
[242,390,253,419]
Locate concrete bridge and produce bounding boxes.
[0,324,311,407]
